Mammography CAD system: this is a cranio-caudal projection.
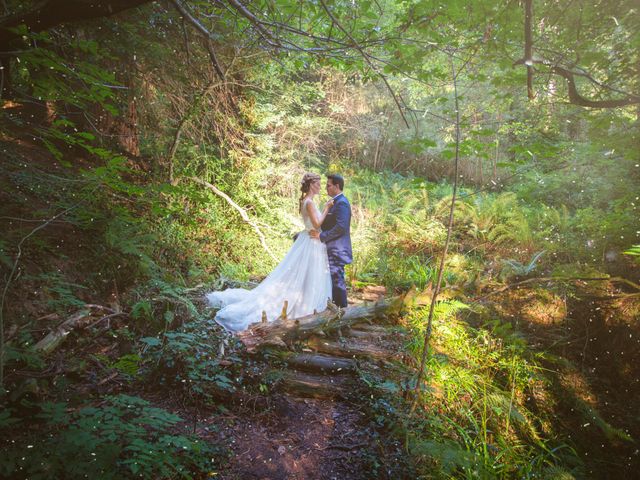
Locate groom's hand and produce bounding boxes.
[309,229,320,239]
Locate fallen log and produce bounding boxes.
[33,305,125,355]
[343,324,391,339]
[34,307,96,355]
[285,353,356,374]
[279,371,353,399]
[307,337,396,361]
[350,324,389,333]
[237,297,401,352]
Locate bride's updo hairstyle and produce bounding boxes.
[299,172,321,212]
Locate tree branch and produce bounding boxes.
[0,0,151,47]
[411,51,461,411]
[318,0,410,129]
[0,188,97,388]
[514,57,640,108]
[225,0,281,48]
[187,176,277,262]
[168,0,226,80]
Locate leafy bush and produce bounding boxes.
[0,395,223,479]
[141,319,238,402]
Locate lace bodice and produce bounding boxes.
[301,199,320,231]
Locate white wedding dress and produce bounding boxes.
[206,199,332,332]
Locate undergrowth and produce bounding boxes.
[361,301,585,479]
[0,394,223,479]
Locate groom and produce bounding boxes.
[310,174,352,308]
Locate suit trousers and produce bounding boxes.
[328,251,348,308]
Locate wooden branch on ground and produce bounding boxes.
[33,308,91,355]
[31,304,126,355]
[238,297,402,352]
[188,176,277,262]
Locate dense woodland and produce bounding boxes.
[1,0,639,478]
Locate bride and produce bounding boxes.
[206,172,334,332]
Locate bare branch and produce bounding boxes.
[187,177,277,262]
[318,0,410,129]
[515,57,640,108]
[168,0,226,80]
[225,0,281,48]
[411,51,462,410]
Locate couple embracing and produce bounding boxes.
[207,173,352,332]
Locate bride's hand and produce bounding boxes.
[324,199,334,211]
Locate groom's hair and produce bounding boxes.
[327,173,344,190]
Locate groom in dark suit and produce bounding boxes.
[310,174,352,308]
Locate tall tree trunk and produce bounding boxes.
[524,0,534,100]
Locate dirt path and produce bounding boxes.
[217,395,379,480]
[209,314,406,480]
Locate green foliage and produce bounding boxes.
[141,319,238,402]
[28,272,88,312]
[624,245,640,264]
[0,395,222,479]
[1,4,638,478]
[394,305,584,479]
[500,250,545,280]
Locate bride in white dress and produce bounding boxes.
[206,173,334,332]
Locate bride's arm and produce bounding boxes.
[305,199,333,229]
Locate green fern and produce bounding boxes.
[500,250,545,279]
[624,245,640,264]
[488,209,537,250]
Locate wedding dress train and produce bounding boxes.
[206,199,332,332]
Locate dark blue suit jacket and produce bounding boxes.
[320,194,352,265]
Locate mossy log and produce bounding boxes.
[237,297,401,352]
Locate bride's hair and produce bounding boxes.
[299,172,321,212]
